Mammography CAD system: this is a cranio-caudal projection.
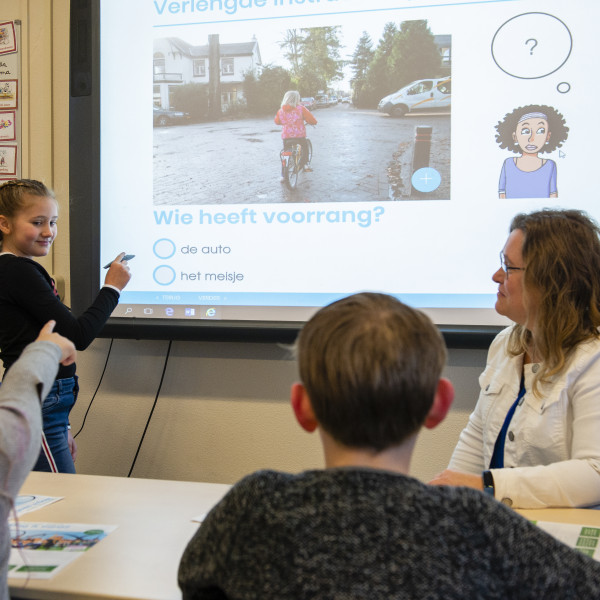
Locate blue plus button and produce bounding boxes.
[411,167,441,193]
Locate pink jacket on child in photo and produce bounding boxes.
[274,104,317,139]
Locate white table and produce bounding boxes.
[517,507,600,526]
[9,472,230,600]
[10,472,599,599]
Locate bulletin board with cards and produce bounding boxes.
[0,20,19,181]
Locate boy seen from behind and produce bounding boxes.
[179,292,600,599]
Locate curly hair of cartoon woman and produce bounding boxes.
[495,104,569,153]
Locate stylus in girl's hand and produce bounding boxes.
[103,254,135,269]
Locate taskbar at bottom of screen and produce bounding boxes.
[110,304,316,322]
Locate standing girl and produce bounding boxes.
[0,179,131,473]
[274,90,317,178]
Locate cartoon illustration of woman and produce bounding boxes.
[495,104,568,199]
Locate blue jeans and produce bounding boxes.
[33,376,78,473]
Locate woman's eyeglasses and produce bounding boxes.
[499,252,525,279]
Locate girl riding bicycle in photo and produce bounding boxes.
[275,90,317,181]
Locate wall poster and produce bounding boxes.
[0,20,19,181]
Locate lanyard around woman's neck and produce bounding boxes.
[488,374,526,469]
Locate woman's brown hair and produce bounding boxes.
[508,209,600,392]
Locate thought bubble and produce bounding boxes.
[492,12,572,79]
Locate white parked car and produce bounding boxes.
[314,94,330,108]
[300,97,315,109]
[377,77,451,117]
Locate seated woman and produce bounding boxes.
[430,209,600,508]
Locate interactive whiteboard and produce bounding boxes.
[69,0,595,341]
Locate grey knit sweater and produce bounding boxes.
[0,342,58,600]
[179,468,600,599]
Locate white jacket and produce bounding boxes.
[449,326,600,509]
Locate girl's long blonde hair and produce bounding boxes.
[281,90,301,108]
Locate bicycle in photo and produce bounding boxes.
[280,138,313,190]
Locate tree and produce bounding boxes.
[388,20,441,91]
[170,82,209,120]
[349,31,374,108]
[296,27,344,95]
[244,64,292,115]
[359,20,444,109]
[279,29,304,80]
[362,22,398,108]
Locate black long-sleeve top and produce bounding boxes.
[0,253,119,379]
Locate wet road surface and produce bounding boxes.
[153,103,450,205]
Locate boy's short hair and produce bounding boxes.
[296,293,447,451]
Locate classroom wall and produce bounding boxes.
[0,0,70,284]
[69,337,485,483]
[3,0,485,485]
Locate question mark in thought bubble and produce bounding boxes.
[525,38,538,54]
[374,207,384,222]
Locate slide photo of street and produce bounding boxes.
[152,17,451,205]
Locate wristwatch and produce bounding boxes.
[482,470,495,497]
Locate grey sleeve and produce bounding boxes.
[0,341,61,498]
[178,480,254,600]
